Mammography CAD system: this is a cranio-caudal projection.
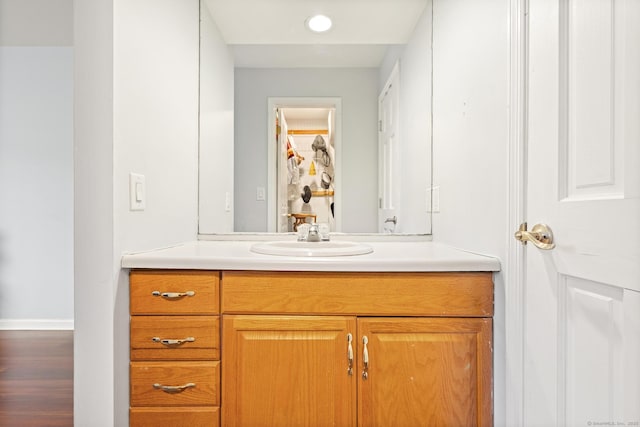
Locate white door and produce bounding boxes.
[276,109,289,232]
[378,63,400,232]
[523,1,640,426]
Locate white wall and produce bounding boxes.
[113,0,199,251]
[75,0,200,425]
[74,0,115,423]
[0,0,74,329]
[199,2,235,234]
[234,68,379,232]
[431,0,510,425]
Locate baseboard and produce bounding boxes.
[0,319,74,330]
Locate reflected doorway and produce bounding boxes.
[267,98,342,233]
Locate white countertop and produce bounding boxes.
[121,240,500,272]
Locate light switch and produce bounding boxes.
[256,187,266,201]
[129,173,145,211]
[135,183,143,202]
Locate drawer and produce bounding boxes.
[130,407,219,427]
[131,270,219,315]
[131,316,220,361]
[222,271,494,317]
[130,361,220,407]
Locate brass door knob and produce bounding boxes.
[515,223,555,250]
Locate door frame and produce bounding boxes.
[505,0,527,425]
[266,97,342,233]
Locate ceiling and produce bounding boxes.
[202,0,430,68]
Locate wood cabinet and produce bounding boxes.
[129,269,493,427]
[129,270,221,427]
[222,316,357,427]
[357,317,492,427]
[221,271,494,427]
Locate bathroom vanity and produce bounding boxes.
[123,241,500,427]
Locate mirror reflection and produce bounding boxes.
[199,0,433,235]
[276,106,337,233]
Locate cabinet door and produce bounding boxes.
[223,315,357,427]
[357,318,492,427]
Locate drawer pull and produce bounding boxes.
[151,291,195,299]
[152,336,195,346]
[153,382,196,393]
[362,336,369,380]
[347,333,354,376]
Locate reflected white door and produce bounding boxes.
[524,1,640,426]
[276,109,289,232]
[378,64,400,232]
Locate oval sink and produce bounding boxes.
[250,241,373,257]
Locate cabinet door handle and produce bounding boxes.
[347,333,354,376]
[152,336,195,346]
[362,336,369,380]
[152,382,195,393]
[151,291,195,299]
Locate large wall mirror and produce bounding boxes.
[199,0,433,236]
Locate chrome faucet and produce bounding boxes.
[297,222,330,242]
[307,223,321,242]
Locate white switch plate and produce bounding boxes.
[427,186,440,213]
[431,186,440,213]
[129,173,145,211]
[256,187,266,201]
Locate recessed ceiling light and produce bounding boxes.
[306,14,332,33]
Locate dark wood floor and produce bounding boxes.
[0,330,73,427]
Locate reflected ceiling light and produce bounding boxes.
[306,14,332,33]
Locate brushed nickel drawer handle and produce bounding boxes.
[151,291,195,299]
[153,382,196,393]
[152,337,195,346]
